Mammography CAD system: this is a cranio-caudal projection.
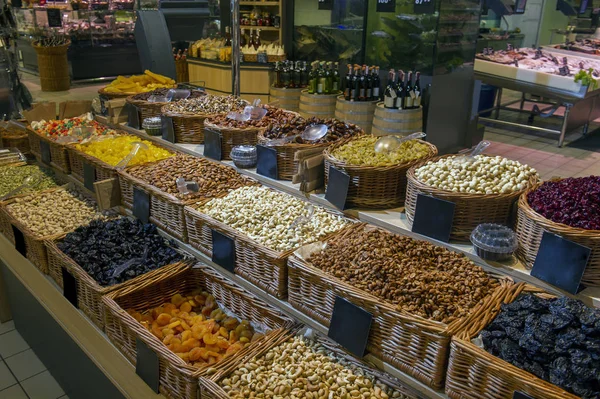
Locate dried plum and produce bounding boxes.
[57,217,184,286]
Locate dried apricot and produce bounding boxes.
[171,294,186,306]
[156,313,172,326]
[203,333,217,345]
[180,302,192,313]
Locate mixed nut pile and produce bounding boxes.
[220,333,406,399]
[415,155,537,194]
[0,164,59,198]
[126,154,254,201]
[195,186,350,252]
[131,88,205,101]
[263,117,363,144]
[128,290,261,368]
[307,224,499,324]
[162,95,248,116]
[205,106,299,130]
[6,188,107,236]
[331,136,432,167]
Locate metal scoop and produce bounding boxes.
[176,177,200,195]
[109,246,150,284]
[166,89,191,101]
[115,142,149,170]
[374,132,426,153]
[456,140,490,163]
[0,174,44,200]
[266,124,328,146]
[289,204,315,230]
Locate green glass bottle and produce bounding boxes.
[308,61,317,94]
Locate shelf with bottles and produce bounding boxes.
[272,60,309,90]
[382,69,423,111]
[340,64,383,103]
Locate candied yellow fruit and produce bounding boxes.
[74,135,172,166]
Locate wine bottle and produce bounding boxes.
[365,65,372,101]
[248,29,254,49]
[224,26,232,47]
[344,64,352,100]
[352,65,361,102]
[372,66,381,101]
[317,62,326,94]
[274,61,282,88]
[413,71,422,107]
[332,62,340,93]
[384,69,397,109]
[324,62,333,94]
[254,29,261,50]
[396,70,405,109]
[300,61,309,88]
[240,29,247,47]
[308,62,317,94]
[405,71,414,109]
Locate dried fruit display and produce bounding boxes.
[128,291,261,368]
[307,224,499,323]
[527,177,600,230]
[73,136,172,167]
[481,294,600,399]
[6,188,108,236]
[415,155,537,194]
[57,218,183,286]
[205,105,301,130]
[196,186,350,252]
[0,164,59,198]
[262,117,363,144]
[30,114,116,141]
[102,70,176,94]
[162,95,248,116]
[330,136,431,167]
[220,333,406,398]
[125,154,253,201]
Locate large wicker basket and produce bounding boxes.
[1,122,30,155]
[184,194,352,299]
[27,127,71,174]
[515,181,600,286]
[98,87,137,100]
[161,107,213,144]
[125,95,166,121]
[33,41,70,92]
[66,144,119,186]
[46,234,190,331]
[445,283,578,399]
[200,326,424,399]
[323,138,438,209]
[203,121,262,160]
[287,223,513,390]
[102,262,294,399]
[405,155,539,241]
[118,164,257,243]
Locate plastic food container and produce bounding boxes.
[470,223,518,262]
[230,145,257,169]
[142,117,162,136]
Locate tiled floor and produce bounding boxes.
[0,320,67,399]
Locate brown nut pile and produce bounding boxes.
[131,88,205,101]
[307,225,499,324]
[162,95,248,116]
[263,117,363,144]
[126,153,254,200]
[205,105,302,130]
[6,188,108,237]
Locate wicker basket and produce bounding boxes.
[203,121,262,160]
[323,138,438,208]
[118,166,257,243]
[445,283,578,399]
[184,195,352,299]
[98,87,137,99]
[287,223,513,390]
[1,122,30,155]
[102,262,294,399]
[200,326,423,399]
[33,41,70,92]
[125,95,166,122]
[405,155,539,241]
[0,186,75,273]
[46,233,190,331]
[161,107,214,144]
[66,144,119,186]
[515,181,600,286]
[27,127,71,174]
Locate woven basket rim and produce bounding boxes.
[203,120,264,134]
[323,138,438,172]
[32,40,71,49]
[99,84,176,98]
[257,130,343,150]
[406,154,540,200]
[125,95,170,108]
[27,126,70,147]
[519,180,600,236]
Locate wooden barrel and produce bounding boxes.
[371,103,423,136]
[299,90,337,119]
[334,96,377,134]
[269,87,302,112]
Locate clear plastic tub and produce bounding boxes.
[142,117,162,136]
[230,145,257,169]
[470,223,518,262]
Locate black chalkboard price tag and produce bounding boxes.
[203,129,222,161]
[318,0,333,10]
[256,145,278,179]
[11,225,26,257]
[62,267,78,308]
[83,162,96,191]
[414,0,436,14]
[325,165,350,211]
[161,116,175,143]
[135,338,160,393]
[127,103,140,129]
[132,188,150,224]
[328,296,373,358]
[513,392,535,399]
[377,0,396,12]
[411,193,455,243]
[531,232,591,295]
[211,230,236,274]
[47,8,62,28]
[40,141,52,165]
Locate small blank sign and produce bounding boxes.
[328,296,373,358]
[411,194,455,243]
[136,338,160,393]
